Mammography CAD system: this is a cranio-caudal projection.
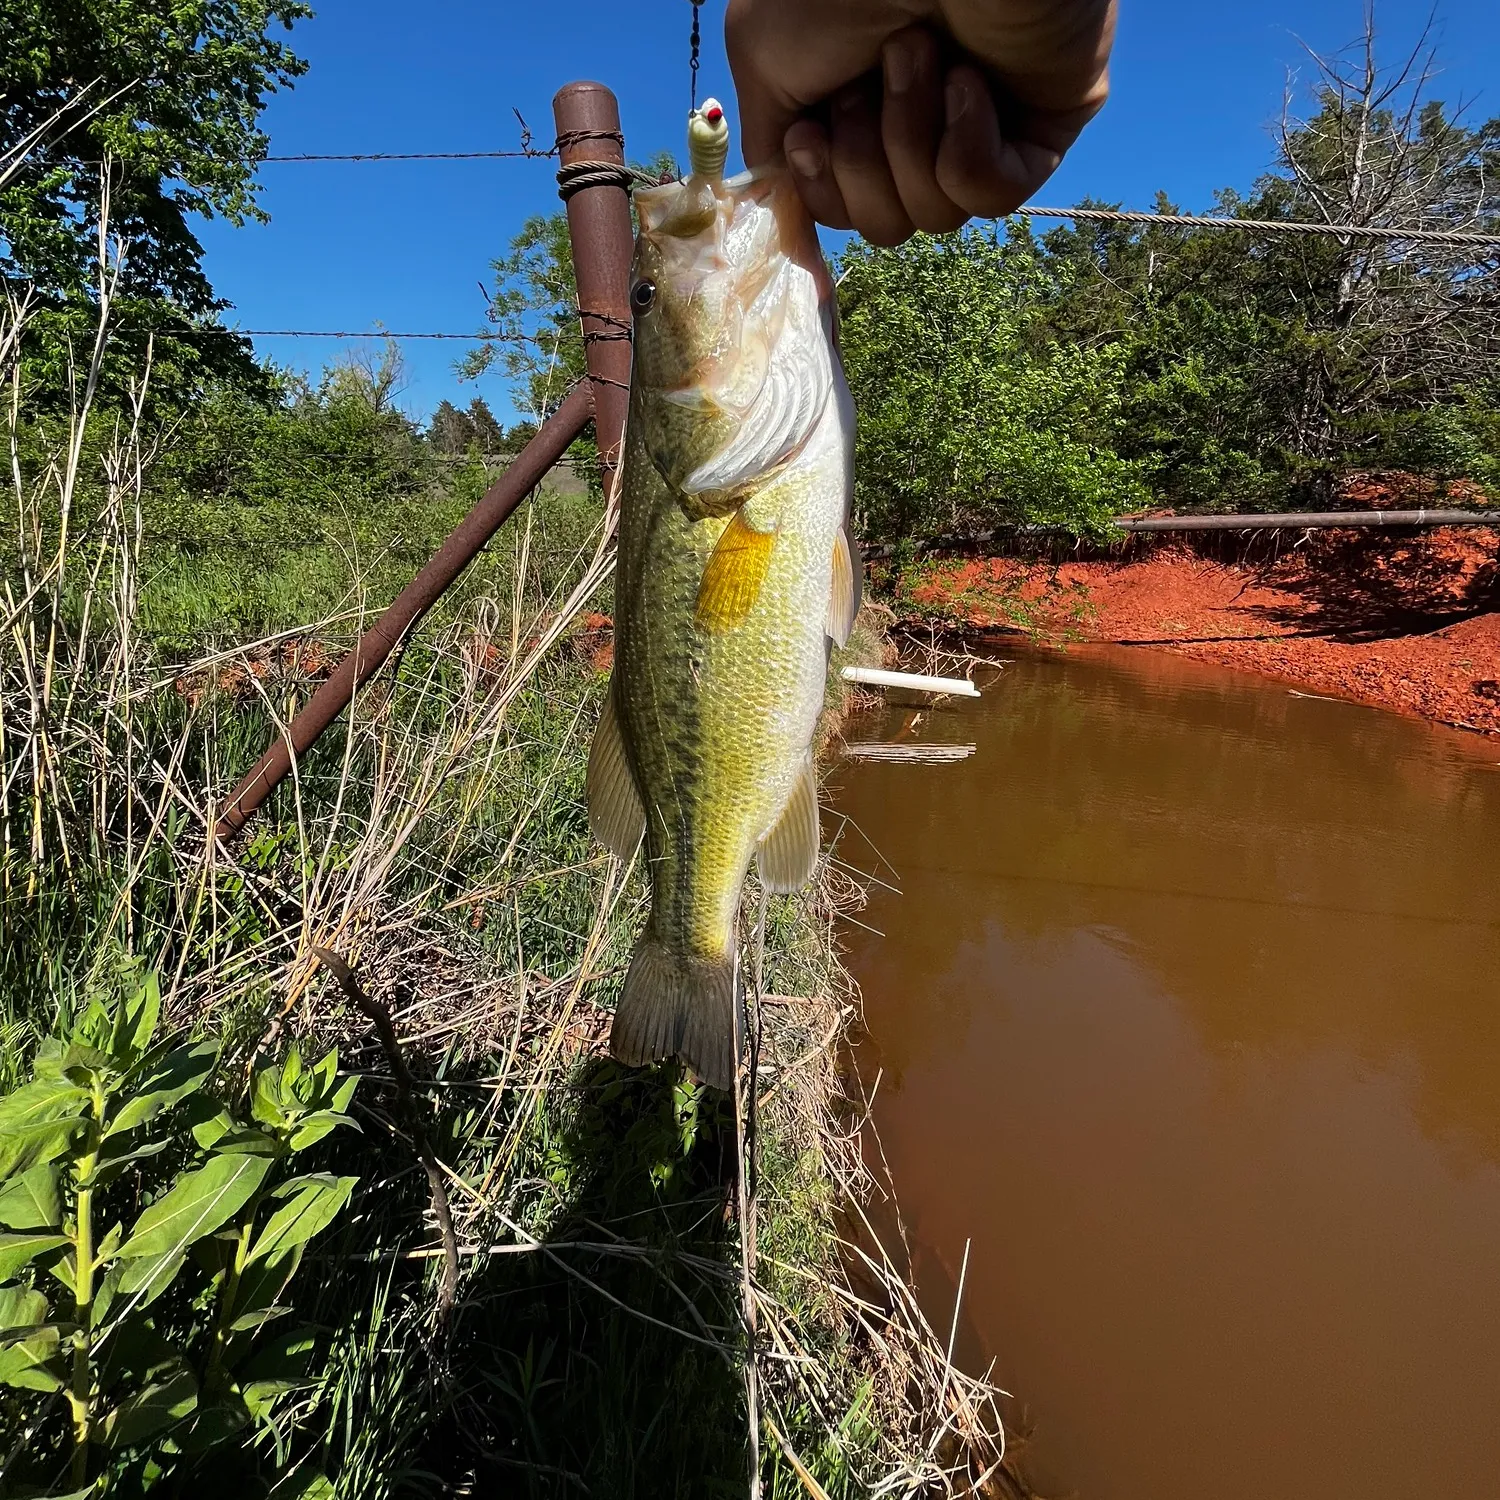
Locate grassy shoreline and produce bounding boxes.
[1,286,1010,1494]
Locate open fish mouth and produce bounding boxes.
[630,164,839,501]
[635,171,788,317]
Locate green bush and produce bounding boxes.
[0,967,358,1496]
[838,228,1150,543]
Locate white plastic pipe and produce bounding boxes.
[843,742,978,762]
[840,665,980,697]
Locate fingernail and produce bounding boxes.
[787,145,823,178]
[945,77,971,126]
[884,41,914,96]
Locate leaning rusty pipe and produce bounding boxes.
[1115,509,1499,532]
[214,83,637,843]
[213,383,593,841]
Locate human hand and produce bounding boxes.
[725,0,1115,243]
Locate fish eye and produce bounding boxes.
[631,278,657,313]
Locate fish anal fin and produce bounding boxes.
[586,685,646,859]
[827,526,861,647]
[610,933,739,1091]
[757,756,820,893]
[695,510,778,633]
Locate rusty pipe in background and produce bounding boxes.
[863,508,1500,559]
[213,382,594,841]
[214,81,638,844]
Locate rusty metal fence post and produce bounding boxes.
[553,81,635,485]
[214,81,636,842]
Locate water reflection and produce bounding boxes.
[831,645,1500,1500]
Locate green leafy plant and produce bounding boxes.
[0,968,358,1495]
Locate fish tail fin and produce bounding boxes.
[610,932,739,1091]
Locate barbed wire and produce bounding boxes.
[122,199,1496,353]
[248,114,1500,249]
[71,323,516,342]
[263,149,552,162]
[163,448,593,466]
[1016,205,1500,248]
[250,139,1500,248]
[113,327,538,343]
[164,305,633,345]
[264,107,553,164]
[229,329,529,340]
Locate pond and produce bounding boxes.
[828,642,1500,1500]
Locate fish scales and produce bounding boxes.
[619,420,842,943]
[586,102,857,1089]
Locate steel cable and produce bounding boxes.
[1015,205,1500,248]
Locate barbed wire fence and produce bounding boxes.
[165,151,1500,352]
[78,111,1496,495]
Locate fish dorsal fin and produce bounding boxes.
[827,526,861,647]
[757,755,820,893]
[586,685,645,859]
[696,509,778,633]
[681,259,833,496]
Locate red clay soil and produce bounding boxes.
[910,526,1500,735]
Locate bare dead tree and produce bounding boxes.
[1275,0,1500,421]
[328,334,410,415]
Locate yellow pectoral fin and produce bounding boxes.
[695,509,778,633]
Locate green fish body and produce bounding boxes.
[587,132,858,1089]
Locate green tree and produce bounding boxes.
[460,211,582,420]
[838,226,1150,542]
[428,399,477,455]
[143,349,439,645]
[499,416,538,457]
[1019,20,1500,511]
[459,209,600,491]
[460,151,676,419]
[1025,200,1312,509]
[465,394,506,453]
[2,0,311,394]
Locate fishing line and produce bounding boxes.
[688,0,706,113]
[732,893,767,1499]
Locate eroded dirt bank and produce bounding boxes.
[909,527,1500,735]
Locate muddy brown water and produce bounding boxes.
[828,643,1500,1500]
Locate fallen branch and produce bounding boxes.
[311,945,461,1335]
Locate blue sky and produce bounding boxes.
[197,0,1500,422]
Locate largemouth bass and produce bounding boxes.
[587,102,858,1089]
